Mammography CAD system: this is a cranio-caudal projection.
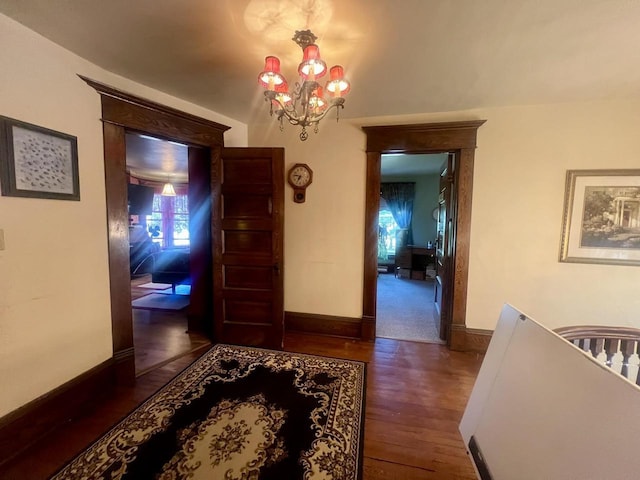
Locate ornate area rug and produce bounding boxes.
[52,345,366,480]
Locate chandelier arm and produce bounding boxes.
[301,100,346,125]
[273,98,345,127]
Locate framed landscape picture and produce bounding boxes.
[560,169,640,266]
[0,115,79,200]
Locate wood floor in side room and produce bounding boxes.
[131,274,210,375]
[0,334,483,480]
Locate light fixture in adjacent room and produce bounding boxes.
[161,181,176,197]
[258,29,351,141]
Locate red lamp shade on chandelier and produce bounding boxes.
[257,29,351,141]
[298,44,327,81]
[326,65,351,97]
[308,86,327,112]
[258,56,286,91]
[273,81,292,106]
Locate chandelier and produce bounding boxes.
[258,30,351,141]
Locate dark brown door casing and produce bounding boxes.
[212,147,285,349]
[362,121,485,350]
[435,153,455,341]
[81,76,230,381]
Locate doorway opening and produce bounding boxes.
[361,121,485,350]
[376,153,445,343]
[125,132,208,375]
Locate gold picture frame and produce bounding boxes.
[560,169,640,266]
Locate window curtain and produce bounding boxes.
[381,182,415,247]
[160,195,176,248]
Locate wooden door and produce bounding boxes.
[212,147,285,349]
[435,153,455,341]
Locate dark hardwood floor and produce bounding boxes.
[0,333,483,480]
[131,274,210,375]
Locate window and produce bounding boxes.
[146,193,190,248]
[172,194,190,247]
[378,199,399,260]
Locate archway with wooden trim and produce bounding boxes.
[81,76,230,381]
[361,121,485,351]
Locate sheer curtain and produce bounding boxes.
[380,182,415,247]
[154,184,188,249]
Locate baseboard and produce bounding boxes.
[0,357,116,468]
[284,311,491,351]
[450,324,468,351]
[360,315,375,342]
[465,328,493,353]
[113,347,136,385]
[285,311,362,339]
[450,325,492,353]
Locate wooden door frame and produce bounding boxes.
[80,76,230,382]
[361,121,485,350]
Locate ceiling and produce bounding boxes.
[3,0,639,180]
[126,134,189,183]
[1,0,639,126]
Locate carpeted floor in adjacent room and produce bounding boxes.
[376,272,444,344]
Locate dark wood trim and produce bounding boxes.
[81,77,230,382]
[362,121,486,349]
[554,325,640,340]
[363,121,485,152]
[362,152,381,342]
[285,312,362,339]
[0,358,116,468]
[450,324,468,351]
[112,346,136,385]
[360,315,376,342]
[451,148,475,333]
[78,75,230,143]
[465,328,493,353]
[103,122,133,360]
[187,146,213,335]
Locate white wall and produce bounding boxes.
[0,13,247,417]
[250,119,367,317]
[250,99,640,332]
[466,100,640,331]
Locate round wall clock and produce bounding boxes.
[287,163,313,203]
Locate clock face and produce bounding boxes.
[289,165,312,187]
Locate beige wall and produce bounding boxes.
[250,99,640,331]
[0,14,247,417]
[251,120,367,317]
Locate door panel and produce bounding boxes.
[212,147,285,349]
[224,231,273,254]
[224,194,271,217]
[224,265,273,290]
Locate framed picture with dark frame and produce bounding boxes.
[560,169,640,266]
[0,115,79,201]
